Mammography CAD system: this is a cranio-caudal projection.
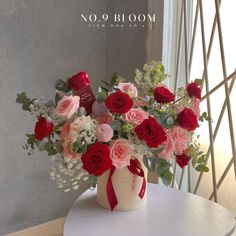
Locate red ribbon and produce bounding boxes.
[106,165,118,211]
[106,159,146,211]
[127,159,146,199]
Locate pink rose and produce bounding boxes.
[60,121,71,140]
[55,95,80,119]
[96,124,113,142]
[96,113,113,124]
[122,108,148,126]
[192,98,200,119]
[92,101,109,117]
[110,138,134,169]
[159,132,175,159]
[117,82,138,98]
[63,138,80,159]
[169,127,189,155]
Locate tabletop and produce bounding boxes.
[64,183,235,236]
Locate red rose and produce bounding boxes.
[81,142,112,176]
[177,108,198,131]
[135,117,167,148]
[154,86,175,103]
[34,117,54,140]
[68,71,90,90]
[105,91,133,114]
[176,154,190,168]
[186,82,201,99]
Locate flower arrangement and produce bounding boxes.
[16,61,208,203]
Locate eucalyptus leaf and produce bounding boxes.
[111,120,122,131]
[160,170,173,186]
[196,164,209,172]
[55,79,71,92]
[16,92,35,112]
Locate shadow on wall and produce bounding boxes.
[0,0,163,235]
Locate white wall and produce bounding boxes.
[0,0,164,235]
[0,0,106,234]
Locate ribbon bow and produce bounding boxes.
[106,159,146,210]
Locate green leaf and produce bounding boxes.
[55,79,71,92]
[16,92,29,104]
[16,92,34,111]
[71,141,87,154]
[194,78,203,86]
[155,158,173,186]
[96,86,108,103]
[158,63,165,73]
[111,120,122,131]
[160,170,173,186]
[199,112,211,122]
[25,134,36,149]
[195,164,209,172]
[111,73,118,86]
[96,92,106,103]
[42,141,58,156]
[143,156,156,172]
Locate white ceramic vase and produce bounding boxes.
[97,157,147,211]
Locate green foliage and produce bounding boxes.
[143,156,156,172]
[96,87,108,103]
[43,140,58,156]
[55,79,71,92]
[96,73,126,103]
[110,73,125,86]
[23,134,36,155]
[111,120,122,132]
[121,123,133,134]
[111,73,119,86]
[156,112,176,129]
[70,140,87,154]
[156,159,173,186]
[16,92,36,112]
[199,112,211,122]
[195,164,209,172]
[194,78,203,86]
[26,134,36,149]
[134,61,168,96]
[143,156,173,186]
[23,133,61,157]
[188,144,209,173]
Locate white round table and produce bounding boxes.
[64,184,235,236]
